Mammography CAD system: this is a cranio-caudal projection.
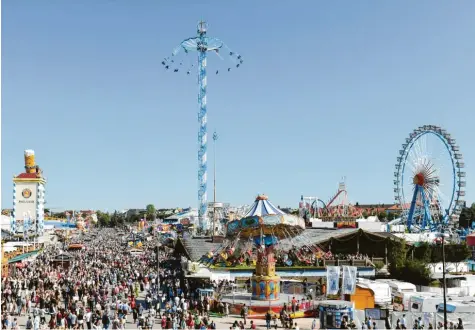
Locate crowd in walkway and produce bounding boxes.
[1,228,227,330]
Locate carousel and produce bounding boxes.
[226,195,305,301]
[201,197,332,269]
[207,195,312,316]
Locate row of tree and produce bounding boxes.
[388,240,472,285]
[96,204,158,227]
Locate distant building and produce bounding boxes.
[164,209,197,225]
[355,204,397,215]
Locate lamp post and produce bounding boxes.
[441,225,448,329]
[212,131,218,237]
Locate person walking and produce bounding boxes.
[265,311,272,330]
[241,304,248,325]
[311,318,317,330]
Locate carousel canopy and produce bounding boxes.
[226,195,305,239]
[244,195,285,217]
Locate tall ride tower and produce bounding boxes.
[163,21,243,231]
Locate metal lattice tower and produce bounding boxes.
[197,21,208,229]
[163,21,243,231]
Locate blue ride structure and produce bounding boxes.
[163,21,243,232]
[393,125,465,233]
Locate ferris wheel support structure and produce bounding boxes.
[394,125,465,233]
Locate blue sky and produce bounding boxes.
[2,1,475,211]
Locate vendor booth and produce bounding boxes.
[318,300,354,329]
[51,252,73,268]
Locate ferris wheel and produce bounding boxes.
[394,125,466,232]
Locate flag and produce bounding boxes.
[326,266,340,295]
[342,266,358,295]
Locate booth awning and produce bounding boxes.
[68,244,84,249]
[8,250,40,264]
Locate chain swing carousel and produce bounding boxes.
[212,195,307,315]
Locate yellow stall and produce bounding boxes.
[344,283,375,310]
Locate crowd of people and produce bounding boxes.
[2,226,470,330]
[1,228,229,330]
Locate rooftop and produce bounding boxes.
[177,228,401,262]
[176,235,222,261]
[15,173,42,179]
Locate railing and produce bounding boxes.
[208,257,386,270]
[320,258,383,267]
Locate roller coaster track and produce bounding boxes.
[327,189,346,208]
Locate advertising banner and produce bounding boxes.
[336,221,357,229]
[14,182,37,221]
[326,266,340,295]
[342,266,358,294]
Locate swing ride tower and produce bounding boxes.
[163,21,243,231]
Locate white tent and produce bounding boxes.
[185,267,212,278]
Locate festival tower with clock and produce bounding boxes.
[12,150,46,235]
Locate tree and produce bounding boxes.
[388,240,431,285]
[129,214,141,223]
[413,242,432,263]
[388,240,408,278]
[110,211,119,227]
[362,211,369,219]
[116,212,125,226]
[378,212,387,221]
[459,203,475,228]
[400,260,432,285]
[146,204,156,221]
[445,243,471,272]
[97,211,110,227]
[53,212,66,219]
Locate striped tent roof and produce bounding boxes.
[244,195,286,217]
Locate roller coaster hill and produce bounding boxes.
[299,181,365,223]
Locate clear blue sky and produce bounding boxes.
[2,1,475,211]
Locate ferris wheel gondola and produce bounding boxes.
[394,125,465,232]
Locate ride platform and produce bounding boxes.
[221,292,316,319]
